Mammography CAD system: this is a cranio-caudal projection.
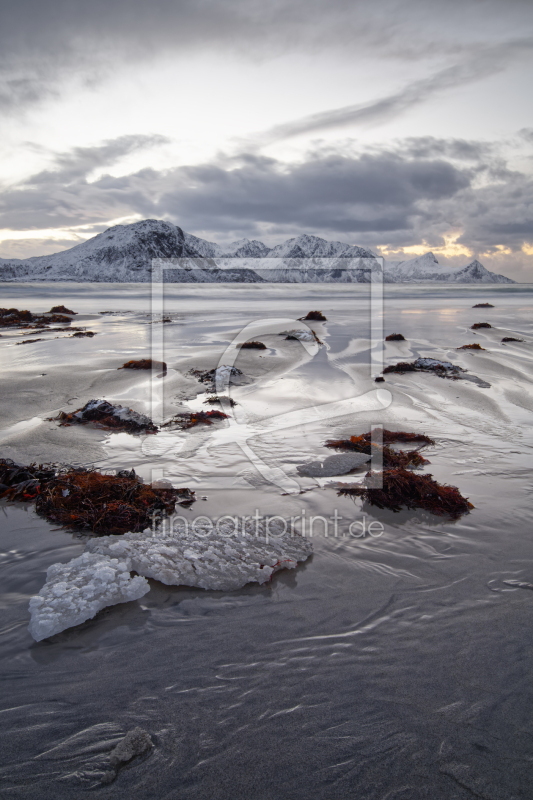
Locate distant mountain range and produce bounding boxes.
[0,219,515,283]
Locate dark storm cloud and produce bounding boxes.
[0,138,470,234]
[1,134,532,257]
[1,0,532,113]
[159,152,471,233]
[400,137,494,161]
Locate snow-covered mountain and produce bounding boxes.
[384,252,514,284]
[0,219,515,283]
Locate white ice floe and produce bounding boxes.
[28,553,150,641]
[86,518,313,592]
[29,520,312,639]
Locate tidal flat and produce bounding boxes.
[1,281,533,798]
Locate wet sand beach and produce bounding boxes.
[1,282,533,798]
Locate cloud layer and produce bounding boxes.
[2,0,532,113]
[1,135,531,269]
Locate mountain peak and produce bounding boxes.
[0,220,515,283]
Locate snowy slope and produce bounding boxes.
[385,252,514,284]
[0,219,515,283]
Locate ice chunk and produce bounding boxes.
[109,727,153,767]
[87,518,313,592]
[28,553,150,642]
[280,329,318,343]
[297,452,370,477]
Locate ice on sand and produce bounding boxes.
[297,452,370,478]
[28,552,150,641]
[86,518,313,592]
[29,520,312,639]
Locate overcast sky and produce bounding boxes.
[0,0,532,278]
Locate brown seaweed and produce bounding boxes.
[383,358,463,379]
[337,468,473,519]
[385,333,406,341]
[457,343,485,350]
[189,366,243,389]
[34,470,191,534]
[49,399,158,434]
[473,303,494,308]
[382,361,418,374]
[1,459,195,528]
[119,358,167,373]
[0,308,72,328]
[471,322,491,329]
[70,331,97,337]
[240,341,267,350]
[0,459,56,500]
[49,305,76,314]
[162,409,229,430]
[501,337,524,343]
[325,432,431,469]
[299,311,327,321]
[204,395,237,407]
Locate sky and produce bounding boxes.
[0,0,532,279]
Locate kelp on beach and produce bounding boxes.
[325,429,433,469]
[337,468,474,519]
[162,409,229,430]
[0,459,195,534]
[327,431,473,519]
[0,307,72,328]
[35,470,191,534]
[49,399,158,434]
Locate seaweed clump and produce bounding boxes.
[0,308,72,328]
[383,357,464,379]
[49,399,158,434]
[473,303,494,308]
[70,331,96,338]
[189,365,243,391]
[162,410,229,430]
[1,460,195,529]
[299,311,327,321]
[34,469,192,534]
[385,333,406,341]
[240,341,267,350]
[501,337,524,343]
[457,343,485,350]
[337,468,473,519]
[119,358,167,373]
[0,459,56,500]
[204,395,237,407]
[471,322,491,329]
[325,430,433,469]
[49,305,76,314]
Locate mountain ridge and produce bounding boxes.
[0,218,515,283]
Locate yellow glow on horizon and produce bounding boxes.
[382,230,472,260]
[522,243,533,255]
